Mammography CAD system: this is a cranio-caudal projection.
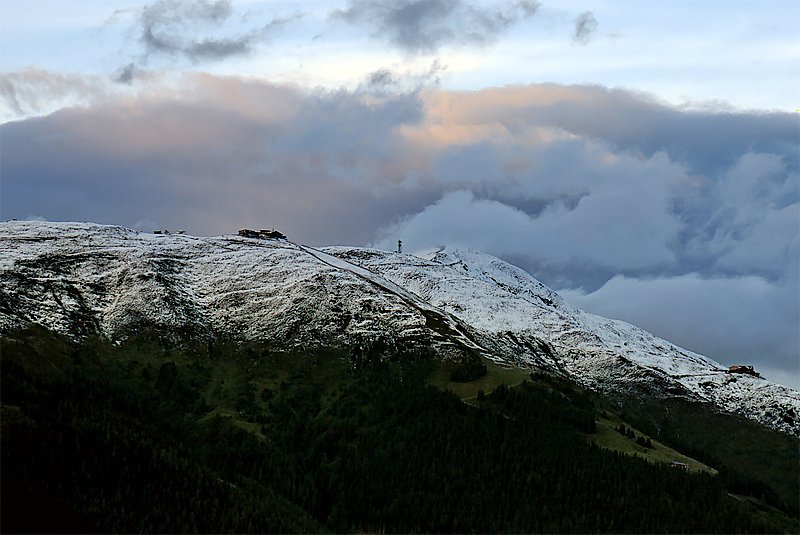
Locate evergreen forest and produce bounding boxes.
[2,326,798,533]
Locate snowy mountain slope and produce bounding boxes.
[1,221,798,436]
[324,246,800,437]
[298,244,486,354]
[0,222,474,358]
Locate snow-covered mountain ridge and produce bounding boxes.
[2,221,798,437]
[0,221,473,357]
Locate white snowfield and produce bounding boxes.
[0,221,457,352]
[1,221,798,437]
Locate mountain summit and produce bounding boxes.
[1,221,797,437]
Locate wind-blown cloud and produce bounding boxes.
[331,0,540,53]
[366,68,398,89]
[572,11,597,45]
[129,0,300,64]
[2,74,797,385]
[115,63,138,84]
[362,59,447,92]
[0,70,112,120]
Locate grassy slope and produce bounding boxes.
[428,355,531,399]
[590,414,716,474]
[431,358,716,471]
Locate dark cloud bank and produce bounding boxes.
[1,76,797,387]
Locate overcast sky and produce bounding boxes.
[1,0,798,388]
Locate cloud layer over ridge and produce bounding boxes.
[1,73,797,386]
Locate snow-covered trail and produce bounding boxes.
[297,244,489,354]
